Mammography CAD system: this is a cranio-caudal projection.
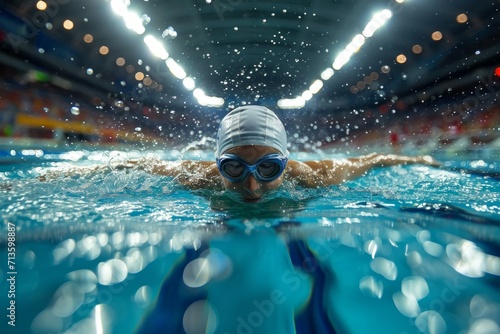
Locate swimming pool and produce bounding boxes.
[1,148,499,334]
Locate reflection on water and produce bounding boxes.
[138,227,326,334]
[3,215,500,334]
[1,158,500,333]
[208,192,314,220]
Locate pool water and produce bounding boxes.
[1,149,499,334]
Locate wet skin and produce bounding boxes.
[221,145,285,202]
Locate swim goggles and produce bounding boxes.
[216,153,288,183]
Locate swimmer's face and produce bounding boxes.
[219,145,286,202]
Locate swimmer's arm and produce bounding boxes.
[39,159,223,189]
[139,160,223,190]
[286,154,440,187]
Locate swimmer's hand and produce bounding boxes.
[413,155,441,168]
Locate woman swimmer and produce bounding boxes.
[133,105,439,202]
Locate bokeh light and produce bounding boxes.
[456,13,468,23]
[412,44,422,54]
[36,1,47,10]
[83,34,93,43]
[135,72,145,81]
[116,57,126,66]
[63,20,74,30]
[99,46,109,55]
[396,54,407,64]
[431,31,443,41]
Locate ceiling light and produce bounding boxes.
[456,13,468,24]
[116,57,126,66]
[309,80,323,94]
[135,72,144,81]
[277,97,305,109]
[396,54,407,63]
[193,89,224,107]
[431,31,443,41]
[193,88,205,100]
[124,12,146,35]
[36,1,47,10]
[333,50,351,70]
[166,58,186,79]
[362,10,392,37]
[144,35,169,60]
[301,90,313,101]
[99,46,109,55]
[412,44,423,54]
[183,77,196,91]
[198,96,225,107]
[63,20,74,30]
[321,68,334,80]
[111,0,130,17]
[83,34,93,43]
[346,34,365,54]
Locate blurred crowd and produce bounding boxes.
[1,68,499,154]
[0,71,161,146]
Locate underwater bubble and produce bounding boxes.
[66,269,98,293]
[359,275,383,298]
[124,248,145,274]
[70,106,80,115]
[470,295,497,318]
[370,257,398,280]
[450,241,486,278]
[183,300,217,334]
[407,251,423,268]
[31,310,64,334]
[402,276,429,301]
[51,282,84,317]
[97,259,128,285]
[392,291,420,317]
[423,240,444,257]
[468,319,500,334]
[415,311,447,334]
[183,258,211,288]
[134,286,153,308]
[23,250,36,269]
[364,240,379,259]
[53,238,76,265]
[204,248,233,280]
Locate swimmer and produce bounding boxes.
[123,105,439,202]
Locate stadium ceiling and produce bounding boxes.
[0,0,498,112]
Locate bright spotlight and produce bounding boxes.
[144,35,168,59]
[166,58,187,79]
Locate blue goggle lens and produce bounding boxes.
[216,154,288,182]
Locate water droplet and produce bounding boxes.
[70,106,80,115]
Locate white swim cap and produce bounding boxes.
[216,105,288,157]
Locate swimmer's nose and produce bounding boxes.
[245,174,261,193]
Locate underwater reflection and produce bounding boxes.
[137,224,337,334]
[208,193,315,220]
